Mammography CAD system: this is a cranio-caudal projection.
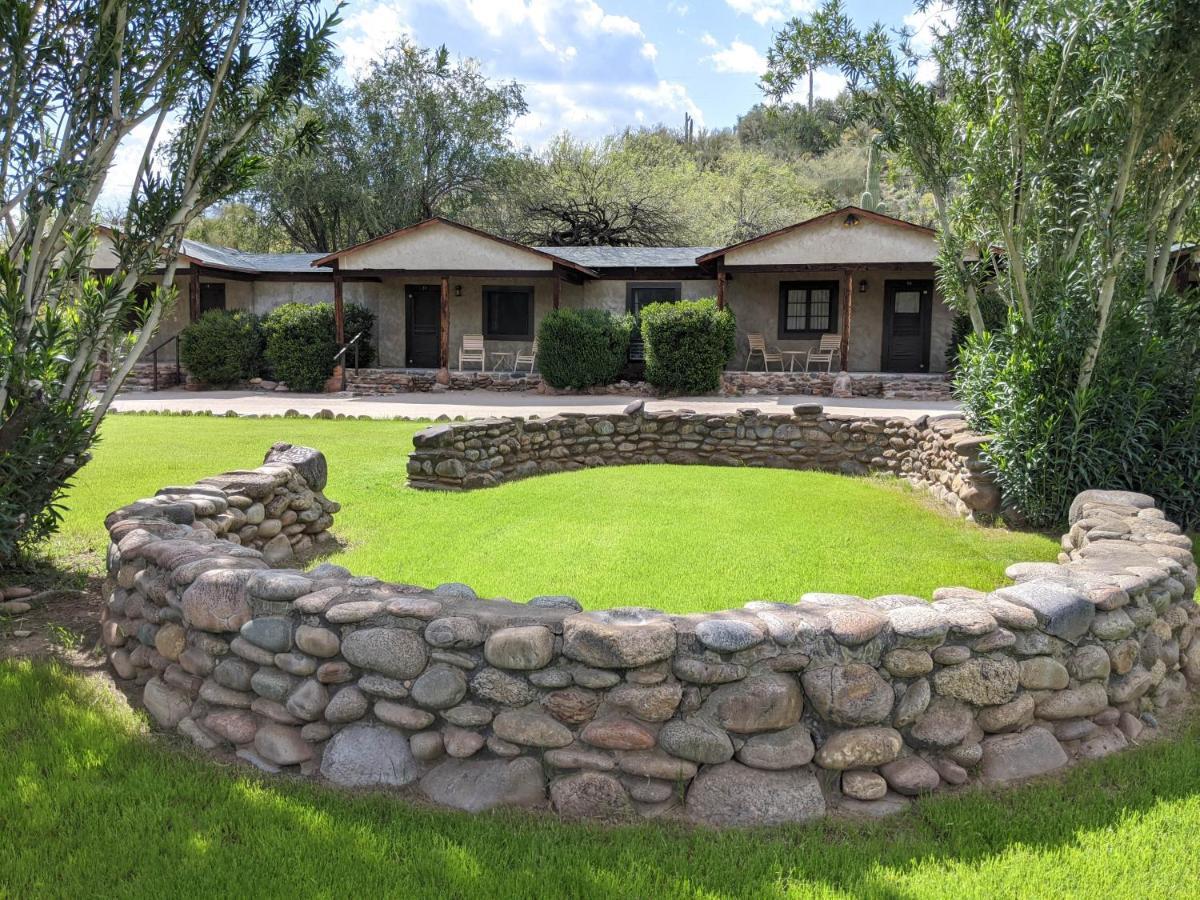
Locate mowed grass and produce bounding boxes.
[50,414,1059,612]
[3,658,1200,898]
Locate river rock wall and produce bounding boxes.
[103,446,1199,826]
[407,403,999,520]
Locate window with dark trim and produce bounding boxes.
[199,282,226,314]
[482,286,534,340]
[626,282,681,361]
[778,280,838,337]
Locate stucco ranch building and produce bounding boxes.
[95,206,965,391]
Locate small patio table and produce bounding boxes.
[490,351,515,372]
[781,350,807,372]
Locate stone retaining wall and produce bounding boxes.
[342,368,955,401]
[407,404,1000,520]
[103,445,1199,826]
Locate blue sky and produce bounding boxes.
[334,0,941,147]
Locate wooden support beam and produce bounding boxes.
[840,271,853,372]
[716,260,727,310]
[333,269,345,345]
[188,269,200,322]
[552,268,561,309]
[439,274,450,369]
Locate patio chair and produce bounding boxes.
[458,334,486,371]
[514,340,538,373]
[805,334,842,372]
[745,333,783,372]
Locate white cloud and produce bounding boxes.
[340,2,414,76]
[707,39,767,76]
[667,2,689,15]
[903,0,955,83]
[724,0,815,27]
[700,32,718,48]
[640,42,658,61]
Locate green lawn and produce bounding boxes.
[3,658,1200,898]
[49,413,1059,612]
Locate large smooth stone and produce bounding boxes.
[685,761,825,827]
[492,709,573,748]
[484,626,554,670]
[700,674,804,734]
[658,718,735,764]
[420,757,546,813]
[144,677,191,728]
[240,616,293,653]
[734,724,815,770]
[550,771,634,821]
[994,581,1095,644]
[802,664,893,726]
[181,569,255,633]
[979,726,1068,783]
[562,608,677,668]
[410,665,468,709]
[319,724,417,787]
[813,727,904,770]
[263,443,328,491]
[341,627,428,679]
[254,724,311,766]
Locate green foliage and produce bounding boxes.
[253,39,527,251]
[536,308,633,389]
[343,304,377,368]
[640,299,736,394]
[179,311,264,386]
[262,302,375,392]
[958,295,1200,529]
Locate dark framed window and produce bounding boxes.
[482,286,534,340]
[626,282,682,361]
[778,280,838,337]
[199,282,226,314]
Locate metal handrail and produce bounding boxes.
[145,333,181,392]
[333,330,367,391]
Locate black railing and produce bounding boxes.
[146,333,181,392]
[333,330,367,391]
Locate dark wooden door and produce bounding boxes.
[883,279,933,372]
[626,283,681,361]
[199,283,226,314]
[405,285,441,368]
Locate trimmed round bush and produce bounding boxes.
[179,310,264,386]
[537,308,634,389]
[262,302,375,392]
[640,298,736,394]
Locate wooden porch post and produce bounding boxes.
[439,275,450,369]
[333,267,345,345]
[552,268,561,310]
[840,271,853,372]
[716,259,726,310]
[188,269,201,322]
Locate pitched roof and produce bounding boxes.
[533,246,718,269]
[180,239,328,274]
[311,216,596,275]
[696,206,936,264]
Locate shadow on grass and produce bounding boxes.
[3,659,1199,898]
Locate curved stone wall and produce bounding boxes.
[103,444,1199,826]
[407,403,999,520]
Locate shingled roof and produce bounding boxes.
[180,239,328,274]
[531,246,717,269]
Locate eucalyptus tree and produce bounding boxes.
[765,0,1200,526]
[0,0,340,559]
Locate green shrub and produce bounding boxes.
[344,303,377,368]
[640,298,736,394]
[537,308,634,389]
[178,310,264,386]
[262,302,375,392]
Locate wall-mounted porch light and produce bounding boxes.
[858,278,869,294]
[454,284,463,297]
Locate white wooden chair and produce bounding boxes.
[745,333,783,372]
[805,334,842,372]
[458,334,486,371]
[514,340,538,373]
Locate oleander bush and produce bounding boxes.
[640,298,736,394]
[262,302,375,392]
[179,310,265,386]
[536,308,634,389]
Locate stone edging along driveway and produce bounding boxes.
[101,439,1199,826]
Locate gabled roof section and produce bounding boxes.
[180,239,328,274]
[312,217,598,276]
[534,246,718,269]
[696,206,936,265]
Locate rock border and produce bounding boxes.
[103,444,1199,826]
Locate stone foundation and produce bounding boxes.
[104,444,1198,826]
[408,403,999,520]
